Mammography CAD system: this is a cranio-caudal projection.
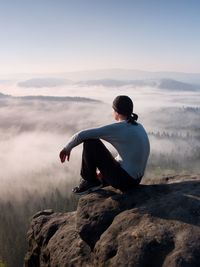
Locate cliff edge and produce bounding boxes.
[24,175,200,267]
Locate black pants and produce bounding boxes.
[80,139,141,191]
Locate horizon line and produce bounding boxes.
[1,68,200,77]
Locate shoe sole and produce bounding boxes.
[72,184,103,196]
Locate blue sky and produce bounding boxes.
[0,0,200,74]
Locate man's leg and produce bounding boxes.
[80,139,139,191]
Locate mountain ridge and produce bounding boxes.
[2,69,200,83]
[15,77,200,91]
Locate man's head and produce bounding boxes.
[112,95,133,121]
[112,95,138,124]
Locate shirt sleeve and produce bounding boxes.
[64,123,118,153]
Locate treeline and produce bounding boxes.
[148,149,200,175]
[181,106,200,113]
[147,128,200,175]
[0,187,79,267]
[149,131,194,139]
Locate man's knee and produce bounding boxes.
[83,139,102,149]
[84,139,101,145]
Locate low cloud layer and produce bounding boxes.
[0,97,111,201]
[0,82,200,201]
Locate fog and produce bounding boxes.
[0,97,111,201]
[0,80,200,201]
[1,78,200,266]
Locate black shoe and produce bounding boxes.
[72,179,103,195]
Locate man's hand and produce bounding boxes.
[59,149,70,163]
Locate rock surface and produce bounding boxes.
[24,175,200,267]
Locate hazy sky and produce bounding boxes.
[0,0,200,74]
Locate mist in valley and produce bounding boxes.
[0,80,200,199]
[0,79,200,266]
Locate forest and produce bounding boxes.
[0,185,78,267]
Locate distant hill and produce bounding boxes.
[77,79,157,87]
[0,92,9,98]
[3,69,200,84]
[16,76,199,91]
[18,78,70,88]
[158,79,199,91]
[62,69,200,84]
[77,78,199,91]
[21,95,99,102]
[0,92,99,103]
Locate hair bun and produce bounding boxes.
[132,113,138,121]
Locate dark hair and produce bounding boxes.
[112,95,138,125]
[127,112,138,124]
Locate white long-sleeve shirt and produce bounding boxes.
[64,121,150,180]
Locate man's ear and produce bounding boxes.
[113,110,118,120]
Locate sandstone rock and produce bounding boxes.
[24,175,200,267]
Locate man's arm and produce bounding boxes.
[59,123,118,163]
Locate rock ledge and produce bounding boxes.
[24,175,200,267]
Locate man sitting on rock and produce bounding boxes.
[59,95,150,195]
